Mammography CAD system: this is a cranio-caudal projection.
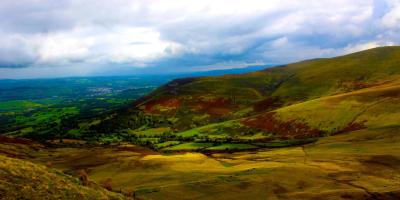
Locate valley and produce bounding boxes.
[1,47,400,199]
[87,47,400,153]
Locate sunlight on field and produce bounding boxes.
[275,83,400,134]
[1,125,400,199]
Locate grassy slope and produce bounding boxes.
[2,127,400,200]
[82,46,400,151]
[0,155,129,200]
[140,46,400,107]
[126,46,400,133]
[271,46,400,101]
[98,127,400,200]
[274,81,400,133]
[176,79,400,140]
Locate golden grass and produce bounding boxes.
[0,155,129,200]
[1,126,400,199]
[274,82,400,134]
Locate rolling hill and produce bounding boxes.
[88,46,400,151]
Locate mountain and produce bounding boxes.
[86,46,400,151]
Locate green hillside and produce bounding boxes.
[191,81,400,142]
[87,46,400,151]
[131,46,400,129]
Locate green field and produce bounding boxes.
[0,100,43,112]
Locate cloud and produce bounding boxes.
[381,0,400,28]
[36,26,183,65]
[343,41,395,54]
[0,33,39,68]
[0,0,399,78]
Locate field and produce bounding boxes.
[0,76,171,140]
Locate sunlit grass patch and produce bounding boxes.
[273,83,400,134]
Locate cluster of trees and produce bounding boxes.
[88,110,172,134]
[20,114,80,142]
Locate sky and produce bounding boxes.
[0,0,399,79]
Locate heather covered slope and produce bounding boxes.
[189,80,400,143]
[126,46,400,132]
[271,81,400,134]
[88,46,400,149]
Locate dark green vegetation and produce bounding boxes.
[0,67,265,143]
[0,76,171,141]
[1,46,400,199]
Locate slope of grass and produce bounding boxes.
[0,155,129,200]
[178,81,400,141]
[273,82,400,134]
[111,46,400,134]
[2,126,400,200]
[144,46,400,107]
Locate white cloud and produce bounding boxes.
[271,37,289,48]
[102,27,183,63]
[38,31,93,63]
[343,41,395,54]
[381,0,400,28]
[2,26,183,67]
